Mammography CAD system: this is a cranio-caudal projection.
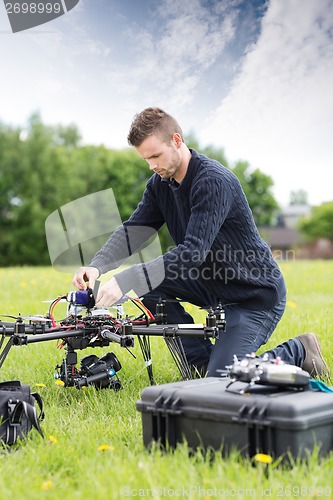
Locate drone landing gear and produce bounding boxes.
[164,337,193,381]
[136,334,194,385]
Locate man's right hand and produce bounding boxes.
[72,266,100,290]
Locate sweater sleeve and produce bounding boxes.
[88,177,165,275]
[115,175,232,296]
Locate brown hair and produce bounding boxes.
[127,107,184,147]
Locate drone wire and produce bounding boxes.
[131,314,150,325]
[137,334,154,385]
[0,335,14,369]
[164,337,193,381]
[129,297,155,322]
[48,296,66,327]
[0,326,5,351]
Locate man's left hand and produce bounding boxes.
[95,277,123,307]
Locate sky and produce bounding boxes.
[0,0,332,207]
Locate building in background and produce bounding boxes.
[259,204,333,260]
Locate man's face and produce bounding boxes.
[136,133,182,180]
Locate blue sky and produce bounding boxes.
[0,0,332,206]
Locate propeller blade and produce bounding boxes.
[24,316,51,323]
[0,314,20,320]
[0,314,50,323]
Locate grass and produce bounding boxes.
[0,262,333,499]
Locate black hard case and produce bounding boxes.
[136,377,333,460]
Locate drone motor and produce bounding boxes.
[66,289,96,308]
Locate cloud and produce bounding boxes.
[2,0,331,206]
[0,0,258,149]
[105,0,238,112]
[201,0,333,205]
[155,0,235,70]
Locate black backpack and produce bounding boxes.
[0,380,44,446]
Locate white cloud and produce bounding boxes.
[0,0,245,149]
[201,0,333,206]
[105,0,237,113]
[3,0,331,206]
[82,0,242,148]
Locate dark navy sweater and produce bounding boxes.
[90,149,286,310]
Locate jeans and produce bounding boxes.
[142,280,305,377]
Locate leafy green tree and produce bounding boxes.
[298,201,333,241]
[0,115,280,265]
[0,123,22,227]
[55,123,81,148]
[233,161,279,226]
[105,149,150,220]
[0,113,82,265]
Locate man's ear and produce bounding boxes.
[172,133,183,147]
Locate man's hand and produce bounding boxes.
[95,277,123,307]
[72,266,100,290]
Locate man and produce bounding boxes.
[72,107,328,378]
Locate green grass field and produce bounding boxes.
[0,262,333,499]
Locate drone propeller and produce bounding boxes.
[199,301,232,311]
[155,298,222,308]
[0,313,50,323]
[0,314,20,321]
[24,315,51,323]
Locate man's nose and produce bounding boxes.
[147,160,157,170]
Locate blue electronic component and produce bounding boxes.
[66,289,95,308]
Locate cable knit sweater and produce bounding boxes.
[89,149,286,310]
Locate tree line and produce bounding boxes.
[1,113,329,267]
[0,113,153,266]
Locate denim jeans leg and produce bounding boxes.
[207,298,287,376]
[262,337,305,366]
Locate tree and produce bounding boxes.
[0,123,22,226]
[298,201,333,241]
[0,113,83,265]
[233,162,279,226]
[55,123,81,148]
[0,116,281,265]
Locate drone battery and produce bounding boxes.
[136,377,333,461]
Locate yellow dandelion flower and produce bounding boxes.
[98,444,115,452]
[287,301,297,308]
[48,435,58,444]
[253,453,272,464]
[55,379,65,386]
[41,481,52,490]
[35,383,46,388]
